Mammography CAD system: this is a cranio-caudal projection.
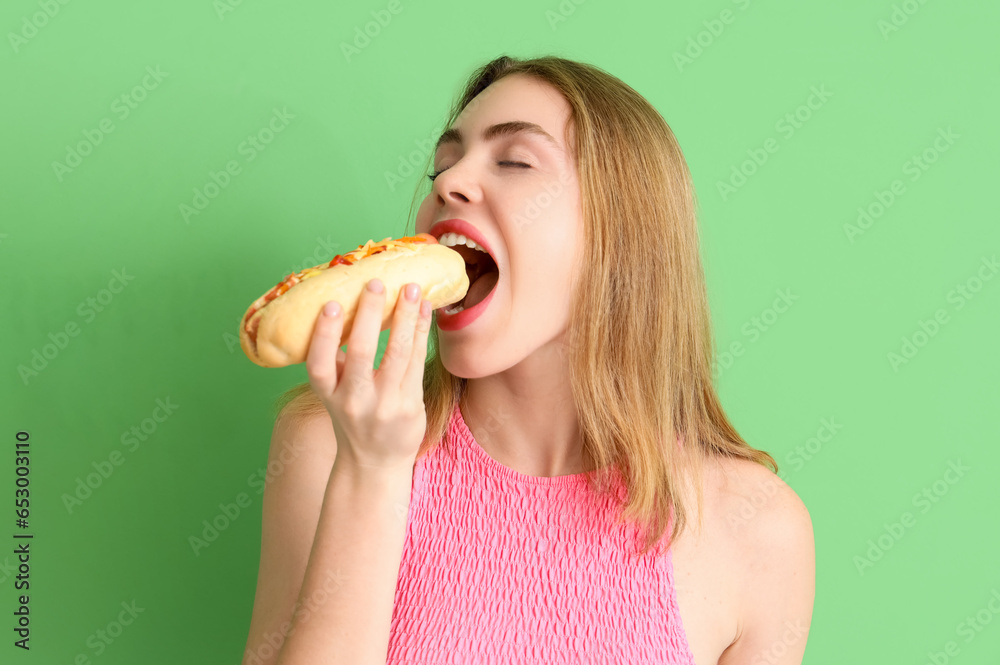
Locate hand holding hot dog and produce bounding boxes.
[305,278,433,472]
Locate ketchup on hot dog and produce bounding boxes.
[241,234,437,343]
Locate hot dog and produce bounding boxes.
[239,233,469,368]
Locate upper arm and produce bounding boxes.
[719,469,816,665]
[242,406,338,665]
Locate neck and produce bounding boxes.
[459,341,594,478]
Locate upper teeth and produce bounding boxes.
[438,232,488,255]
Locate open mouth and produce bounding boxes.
[443,242,499,314]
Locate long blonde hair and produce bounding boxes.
[273,54,778,556]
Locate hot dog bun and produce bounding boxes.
[239,235,468,368]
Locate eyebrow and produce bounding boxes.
[434,120,563,154]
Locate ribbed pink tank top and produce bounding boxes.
[386,403,697,664]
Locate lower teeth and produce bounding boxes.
[444,302,466,315]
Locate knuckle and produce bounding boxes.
[386,334,412,358]
[338,393,367,419]
[401,396,423,416]
[373,400,399,424]
[345,373,369,393]
[306,362,333,382]
[383,343,403,363]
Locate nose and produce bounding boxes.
[433,160,481,205]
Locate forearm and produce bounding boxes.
[275,458,413,665]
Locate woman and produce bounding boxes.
[243,55,815,665]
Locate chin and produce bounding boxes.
[436,342,502,381]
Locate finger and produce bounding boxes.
[305,300,345,398]
[340,278,386,383]
[376,282,422,391]
[401,298,433,396]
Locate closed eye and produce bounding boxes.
[428,161,531,182]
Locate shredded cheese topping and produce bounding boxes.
[242,234,436,336]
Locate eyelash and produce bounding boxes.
[428,161,531,182]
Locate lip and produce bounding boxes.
[435,282,497,331]
[429,218,499,332]
[428,219,497,262]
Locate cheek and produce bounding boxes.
[414,196,434,233]
[509,232,579,312]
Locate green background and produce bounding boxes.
[2,0,998,662]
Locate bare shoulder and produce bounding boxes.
[271,400,337,462]
[705,456,815,664]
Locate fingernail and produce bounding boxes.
[323,301,341,317]
[405,283,419,302]
[368,279,384,294]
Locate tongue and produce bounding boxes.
[463,269,498,309]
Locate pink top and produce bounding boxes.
[386,404,697,664]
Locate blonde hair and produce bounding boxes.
[274,54,778,556]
